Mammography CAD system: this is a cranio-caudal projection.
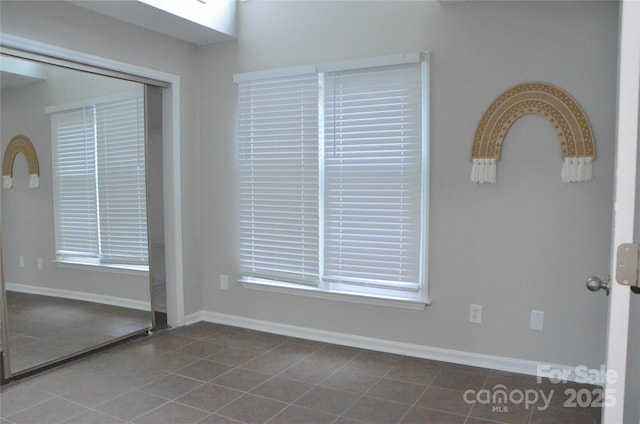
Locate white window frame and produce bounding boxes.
[234,53,430,309]
[48,91,149,272]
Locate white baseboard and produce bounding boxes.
[6,282,151,311]
[184,310,602,385]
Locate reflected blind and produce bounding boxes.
[52,107,99,258]
[323,63,424,290]
[237,73,320,284]
[51,95,148,266]
[96,97,148,264]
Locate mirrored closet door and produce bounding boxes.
[0,52,166,379]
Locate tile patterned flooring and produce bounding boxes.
[1,322,601,423]
[3,292,152,373]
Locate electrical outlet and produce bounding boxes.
[19,256,25,268]
[37,258,43,270]
[469,304,482,324]
[530,310,544,331]
[220,274,229,290]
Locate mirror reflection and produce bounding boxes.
[0,55,154,376]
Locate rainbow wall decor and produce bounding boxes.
[2,135,40,189]
[471,82,595,184]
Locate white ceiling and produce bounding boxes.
[67,0,236,46]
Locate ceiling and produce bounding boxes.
[67,0,236,46]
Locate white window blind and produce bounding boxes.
[96,97,148,265]
[235,53,428,300]
[51,107,99,259]
[323,63,424,291]
[237,73,320,285]
[50,94,148,267]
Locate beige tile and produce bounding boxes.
[133,401,209,424]
[61,410,125,424]
[400,406,467,424]
[146,350,201,371]
[139,374,203,399]
[268,341,321,360]
[385,359,442,385]
[198,413,243,423]
[206,347,260,366]
[294,386,359,415]
[341,355,397,377]
[251,376,314,403]
[366,378,426,405]
[61,375,133,408]
[216,394,288,424]
[342,395,410,424]
[469,401,534,424]
[240,352,300,375]
[96,390,168,421]
[175,383,243,412]
[268,405,336,424]
[0,385,54,417]
[7,397,88,424]
[177,341,226,358]
[530,404,598,424]
[483,374,540,391]
[414,386,473,415]
[211,368,271,391]
[279,359,338,384]
[321,369,379,395]
[175,359,233,382]
[431,369,488,391]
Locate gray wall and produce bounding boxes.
[198,0,618,369]
[1,66,150,301]
[0,0,622,371]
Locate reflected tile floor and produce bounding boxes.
[3,291,151,373]
[1,322,601,423]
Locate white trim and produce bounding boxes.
[232,52,428,83]
[233,64,316,83]
[6,282,151,311]
[54,259,149,276]
[241,278,428,310]
[0,33,184,327]
[605,1,639,422]
[186,310,602,384]
[317,52,426,73]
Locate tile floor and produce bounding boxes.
[1,322,601,424]
[3,291,152,373]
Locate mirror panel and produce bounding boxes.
[0,55,155,377]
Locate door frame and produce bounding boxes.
[604,1,639,422]
[0,33,185,327]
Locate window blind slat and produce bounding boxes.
[237,58,426,295]
[96,97,148,265]
[51,95,148,267]
[238,73,320,285]
[51,107,99,259]
[323,63,424,290]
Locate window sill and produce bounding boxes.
[55,259,149,276]
[240,278,429,310]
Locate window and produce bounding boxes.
[234,53,429,307]
[49,93,148,270]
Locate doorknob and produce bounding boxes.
[586,276,610,296]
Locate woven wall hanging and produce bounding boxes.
[2,135,40,189]
[471,82,595,184]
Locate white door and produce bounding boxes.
[603,1,639,423]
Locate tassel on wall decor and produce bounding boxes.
[471,82,595,184]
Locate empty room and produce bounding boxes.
[1,1,639,423]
